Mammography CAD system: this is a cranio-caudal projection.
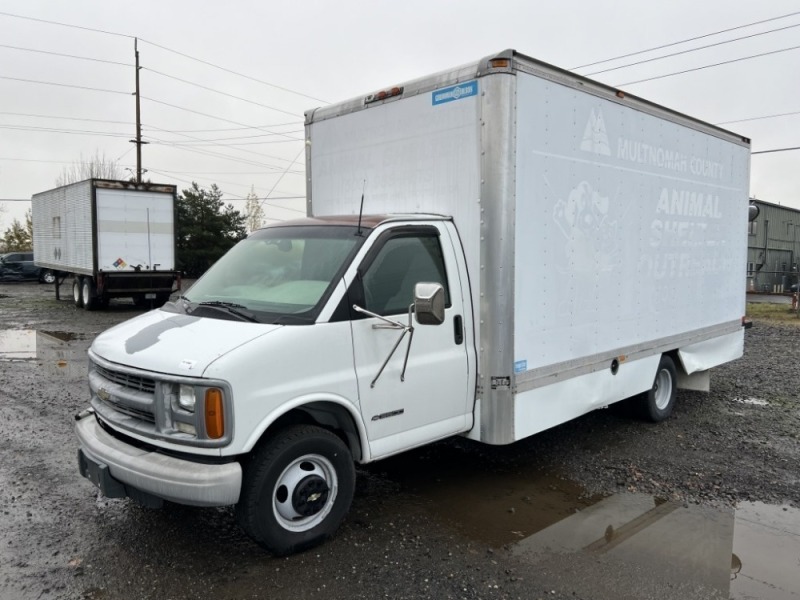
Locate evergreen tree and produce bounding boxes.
[176,183,247,277]
[0,210,33,252]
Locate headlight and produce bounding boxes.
[178,384,196,412]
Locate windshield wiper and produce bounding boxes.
[193,300,260,323]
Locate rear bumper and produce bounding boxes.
[75,414,241,507]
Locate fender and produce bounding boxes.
[240,392,373,463]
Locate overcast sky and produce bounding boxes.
[1,0,799,232]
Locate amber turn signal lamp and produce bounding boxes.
[205,389,224,439]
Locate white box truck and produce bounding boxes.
[32,179,181,309]
[74,50,751,555]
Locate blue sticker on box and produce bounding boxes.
[514,360,528,374]
[432,80,478,105]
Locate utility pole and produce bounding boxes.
[130,38,148,183]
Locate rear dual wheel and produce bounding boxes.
[72,277,103,310]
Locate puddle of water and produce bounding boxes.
[730,502,800,599]
[381,443,800,598]
[506,492,799,599]
[374,444,604,547]
[0,329,90,377]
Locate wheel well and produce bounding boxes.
[664,350,685,375]
[252,402,363,463]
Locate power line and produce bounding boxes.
[752,146,800,154]
[144,167,305,216]
[258,148,306,212]
[716,110,800,125]
[0,10,132,39]
[573,10,800,70]
[0,43,132,67]
[616,43,800,86]
[138,38,328,105]
[0,111,133,127]
[0,124,131,138]
[154,130,303,143]
[143,132,303,172]
[143,67,301,119]
[143,124,304,167]
[141,103,303,165]
[585,22,800,76]
[164,122,303,133]
[0,74,129,95]
[0,10,325,106]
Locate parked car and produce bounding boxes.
[0,252,56,283]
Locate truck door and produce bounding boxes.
[349,225,471,457]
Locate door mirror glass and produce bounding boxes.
[414,282,445,325]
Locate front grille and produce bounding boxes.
[96,394,155,423]
[95,364,156,394]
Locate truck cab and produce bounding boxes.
[76,215,476,555]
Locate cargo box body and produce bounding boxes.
[306,50,750,444]
[32,179,180,306]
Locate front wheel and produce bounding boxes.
[638,355,677,422]
[236,425,355,556]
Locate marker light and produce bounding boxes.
[489,58,510,68]
[205,388,225,439]
[365,86,404,105]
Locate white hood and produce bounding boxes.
[91,309,281,376]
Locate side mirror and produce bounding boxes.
[414,282,445,325]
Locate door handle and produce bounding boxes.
[453,315,464,345]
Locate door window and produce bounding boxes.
[362,234,449,316]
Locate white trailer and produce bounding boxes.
[32,179,181,309]
[74,50,750,555]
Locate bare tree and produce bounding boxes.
[55,150,122,186]
[244,185,265,233]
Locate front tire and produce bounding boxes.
[236,425,355,556]
[638,355,677,422]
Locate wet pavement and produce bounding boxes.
[1,282,799,599]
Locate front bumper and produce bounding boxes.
[75,414,241,507]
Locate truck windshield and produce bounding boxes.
[182,225,363,324]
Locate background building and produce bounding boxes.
[748,198,800,293]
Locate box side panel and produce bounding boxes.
[95,189,176,271]
[512,72,749,379]
[32,180,94,274]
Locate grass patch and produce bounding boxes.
[746,302,800,324]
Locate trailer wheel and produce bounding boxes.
[81,278,98,311]
[639,355,677,422]
[236,425,355,556]
[72,278,84,308]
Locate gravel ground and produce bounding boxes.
[0,282,798,600]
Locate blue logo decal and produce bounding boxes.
[514,360,528,374]
[432,80,478,105]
